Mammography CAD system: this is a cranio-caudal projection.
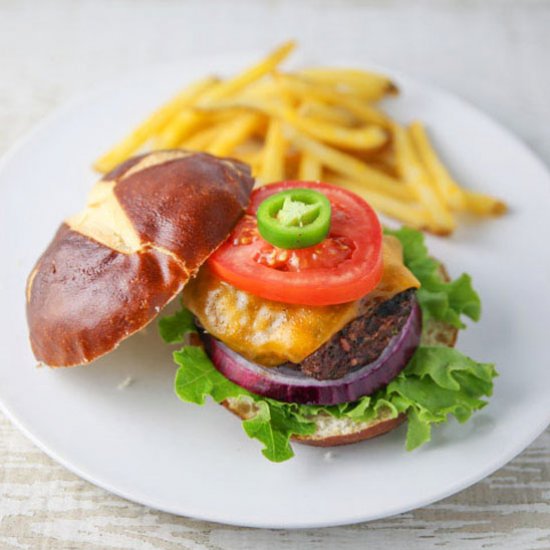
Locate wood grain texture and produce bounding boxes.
[1,0,549,547]
[1,415,549,549]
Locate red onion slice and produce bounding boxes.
[201,300,422,405]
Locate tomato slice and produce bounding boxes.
[208,181,383,306]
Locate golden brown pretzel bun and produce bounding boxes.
[26,150,254,367]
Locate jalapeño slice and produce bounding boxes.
[256,188,331,249]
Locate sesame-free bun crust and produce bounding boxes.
[26,151,254,367]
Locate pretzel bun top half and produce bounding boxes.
[26,150,254,367]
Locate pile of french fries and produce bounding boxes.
[95,41,506,235]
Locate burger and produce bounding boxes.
[159,180,497,462]
[26,150,496,463]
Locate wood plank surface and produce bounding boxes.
[1,415,548,549]
[1,1,549,547]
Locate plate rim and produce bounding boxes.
[1,52,549,529]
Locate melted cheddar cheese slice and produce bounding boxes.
[183,235,419,366]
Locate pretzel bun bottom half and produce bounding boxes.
[26,151,254,367]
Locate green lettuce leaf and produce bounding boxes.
[167,339,495,460]
[161,226,496,462]
[173,346,246,404]
[242,400,316,462]
[384,347,496,449]
[171,345,315,462]
[384,226,481,328]
[158,308,197,344]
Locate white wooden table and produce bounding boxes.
[1,1,549,547]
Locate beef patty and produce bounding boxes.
[289,289,417,380]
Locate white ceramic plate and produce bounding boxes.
[1,52,549,529]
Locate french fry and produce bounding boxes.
[276,74,391,127]
[298,100,357,127]
[156,42,296,148]
[409,121,507,217]
[94,76,218,173]
[93,41,506,235]
[298,152,322,181]
[206,113,263,157]
[284,107,388,151]
[286,126,413,201]
[237,79,281,100]
[298,68,398,102]
[408,121,465,210]
[156,110,200,149]
[354,145,397,175]
[235,149,263,175]
[197,99,387,153]
[181,124,229,150]
[393,123,455,235]
[177,110,239,150]
[194,97,280,117]
[462,190,508,216]
[199,41,295,104]
[285,148,302,180]
[258,119,286,183]
[328,174,430,229]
